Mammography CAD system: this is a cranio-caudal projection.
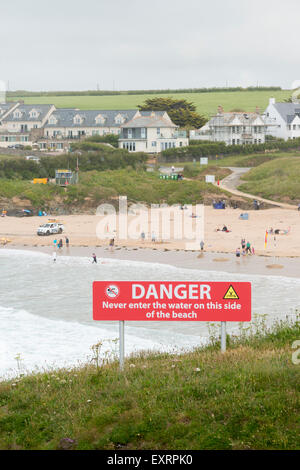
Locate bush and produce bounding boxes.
[160,138,300,162]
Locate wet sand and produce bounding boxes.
[4,244,300,279]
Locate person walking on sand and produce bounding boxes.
[141,231,145,242]
[109,238,115,252]
[235,247,241,258]
[92,253,97,263]
[200,240,204,252]
[151,232,156,243]
[241,238,246,250]
[251,246,255,255]
[53,238,57,249]
[246,241,251,254]
[65,236,69,248]
[58,239,63,249]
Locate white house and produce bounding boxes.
[190,106,267,145]
[118,111,188,153]
[264,97,300,140]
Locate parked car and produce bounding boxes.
[25,155,40,163]
[37,223,64,236]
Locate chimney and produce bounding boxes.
[255,106,260,114]
[269,97,276,105]
[217,105,224,114]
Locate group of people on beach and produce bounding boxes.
[236,238,254,258]
[52,236,70,262]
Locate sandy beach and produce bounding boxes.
[0,206,299,258]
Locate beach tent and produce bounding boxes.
[239,213,249,220]
[213,202,225,209]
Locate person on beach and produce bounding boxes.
[58,239,63,249]
[92,253,97,263]
[200,240,204,252]
[151,232,156,242]
[53,239,57,249]
[141,231,145,242]
[109,238,115,252]
[65,236,69,248]
[236,248,241,258]
[246,241,251,254]
[242,248,246,256]
[52,251,57,263]
[241,238,246,250]
[251,246,255,255]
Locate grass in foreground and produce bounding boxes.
[0,319,299,450]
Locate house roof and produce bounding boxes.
[3,104,53,122]
[208,112,265,127]
[44,109,138,127]
[121,111,177,128]
[0,102,18,118]
[271,103,300,123]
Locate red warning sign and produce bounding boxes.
[93,281,251,322]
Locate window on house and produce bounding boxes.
[141,128,146,138]
[157,128,160,135]
[293,125,296,130]
[232,139,235,145]
[128,129,132,138]
[152,141,157,147]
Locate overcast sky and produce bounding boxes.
[1,0,300,91]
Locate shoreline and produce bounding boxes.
[3,244,300,278]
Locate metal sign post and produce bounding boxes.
[119,320,125,371]
[221,321,227,352]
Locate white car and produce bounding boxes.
[37,223,64,236]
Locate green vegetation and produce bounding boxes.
[183,164,231,181]
[238,157,300,203]
[0,169,230,210]
[138,97,206,128]
[72,133,119,148]
[7,86,283,98]
[160,138,300,163]
[8,89,291,117]
[0,146,147,180]
[0,319,298,450]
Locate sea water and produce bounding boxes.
[0,248,299,379]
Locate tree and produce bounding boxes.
[138,97,207,128]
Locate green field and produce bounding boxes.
[11,90,291,116]
[238,157,300,202]
[0,319,298,450]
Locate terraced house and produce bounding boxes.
[0,103,55,147]
[0,103,189,152]
[39,108,138,150]
[190,106,267,145]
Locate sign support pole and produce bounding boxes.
[221,321,226,352]
[119,320,125,371]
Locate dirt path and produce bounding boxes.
[215,167,297,210]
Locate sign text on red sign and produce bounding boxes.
[93,281,251,322]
